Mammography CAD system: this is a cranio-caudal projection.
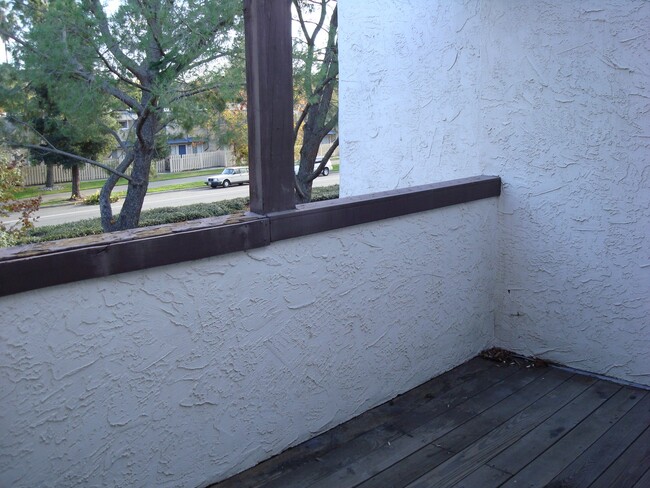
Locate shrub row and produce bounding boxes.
[16,185,339,245]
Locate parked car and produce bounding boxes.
[205,167,249,188]
[294,158,332,177]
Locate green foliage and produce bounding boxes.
[83,190,119,205]
[26,86,113,169]
[219,107,248,164]
[2,0,244,231]
[309,184,339,202]
[0,148,40,245]
[138,199,249,227]
[20,216,102,243]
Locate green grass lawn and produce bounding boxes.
[15,168,220,200]
[37,180,207,207]
[18,164,341,205]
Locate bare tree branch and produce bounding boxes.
[182,52,232,74]
[293,0,312,43]
[5,118,131,180]
[13,144,132,180]
[100,149,135,231]
[169,80,243,103]
[294,173,308,201]
[99,122,128,150]
[71,65,143,112]
[307,136,338,182]
[294,105,309,143]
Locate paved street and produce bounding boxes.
[6,173,340,227]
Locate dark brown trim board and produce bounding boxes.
[0,176,501,297]
[244,0,296,214]
[0,216,270,297]
[267,176,502,241]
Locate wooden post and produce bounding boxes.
[244,0,296,214]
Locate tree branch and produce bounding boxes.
[100,149,135,231]
[307,137,338,183]
[294,104,309,143]
[136,0,166,60]
[182,52,231,74]
[0,28,48,60]
[87,0,147,82]
[170,83,225,103]
[5,118,131,180]
[14,144,132,181]
[99,122,128,150]
[293,0,312,44]
[95,47,148,92]
[57,26,144,112]
[71,66,143,112]
[166,17,235,78]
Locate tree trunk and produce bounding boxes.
[295,133,322,203]
[113,145,152,229]
[100,151,134,231]
[100,112,157,232]
[45,163,54,189]
[70,164,82,200]
[294,6,338,204]
[295,103,337,203]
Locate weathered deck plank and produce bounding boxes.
[405,375,602,488]
[215,357,515,488]
[209,358,650,488]
[497,385,647,488]
[546,390,649,488]
[631,466,650,488]
[484,379,624,476]
[589,424,650,488]
[449,464,510,488]
[308,368,551,488]
[354,368,572,488]
[265,360,520,488]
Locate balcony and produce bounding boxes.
[1,172,648,487]
[1,1,648,487]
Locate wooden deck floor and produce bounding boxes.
[211,357,650,488]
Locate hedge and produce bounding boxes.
[15,185,339,245]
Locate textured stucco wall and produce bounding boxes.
[0,202,497,487]
[339,1,483,193]
[340,0,650,384]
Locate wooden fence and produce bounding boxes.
[20,162,119,187]
[20,150,233,187]
[167,151,230,172]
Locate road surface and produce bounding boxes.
[7,173,340,227]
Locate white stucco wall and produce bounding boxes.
[339,1,483,192]
[340,0,650,385]
[0,201,497,487]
